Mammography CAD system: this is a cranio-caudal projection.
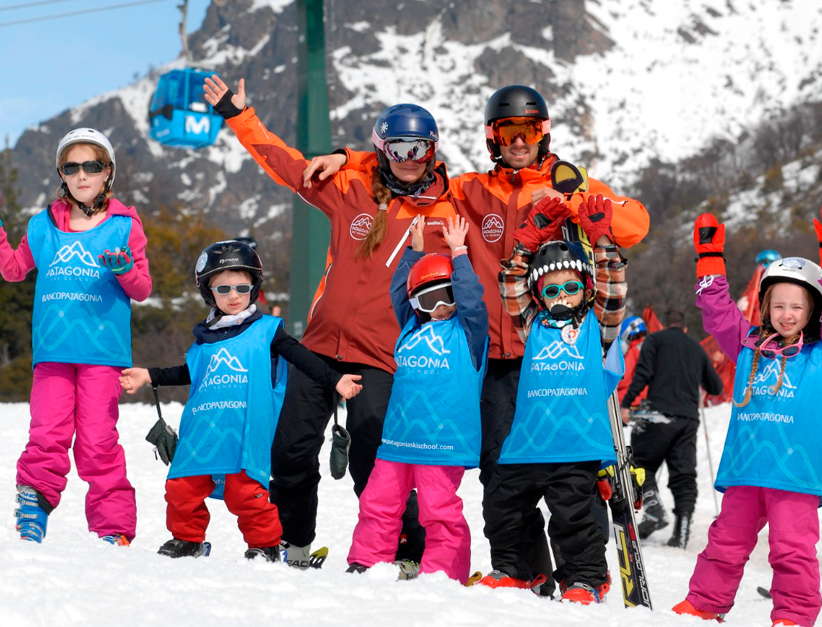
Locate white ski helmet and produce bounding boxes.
[55,128,116,187]
[760,256,822,337]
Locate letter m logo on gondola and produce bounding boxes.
[185,115,211,135]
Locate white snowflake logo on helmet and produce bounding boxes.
[380,122,389,135]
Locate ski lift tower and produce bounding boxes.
[289,0,332,337]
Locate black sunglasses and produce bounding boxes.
[60,161,108,176]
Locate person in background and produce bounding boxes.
[621,310,722,547]
[617,315,648,407]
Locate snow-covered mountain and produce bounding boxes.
[9,0,822,240]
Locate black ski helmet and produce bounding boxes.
[484,85,551,166]
[195,240,264,308]
[528,240,595,317]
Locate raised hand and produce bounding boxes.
[410,215,426,252]
[443,216,469,253]
[513,196,571,252]
[693,213,726,277]
[336,374,363,400]
[303,154,347,189]
[203,75,246,112]
[120,367,151,394]
[577,194,614,246]
[98,246,134,274]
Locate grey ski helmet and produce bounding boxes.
[195,240,264,308]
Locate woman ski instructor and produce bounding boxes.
[204,75,459,570]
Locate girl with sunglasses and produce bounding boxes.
[203,76,457,569]
[119,240,362,560]
[0,128,151,545]
[487,197,626,604]
[674,214,822,627]
[347,216,488,583]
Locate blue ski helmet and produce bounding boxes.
[620,316,647,343]
[755,249,781,268]
[371,103,439,153]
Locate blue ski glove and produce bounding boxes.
[98,246,134,274]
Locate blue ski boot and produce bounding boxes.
[15,485,48,543]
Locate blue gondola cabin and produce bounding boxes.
[149,69,223,149]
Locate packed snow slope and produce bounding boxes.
[0,402,810,626]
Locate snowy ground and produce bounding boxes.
[0,401,808,626]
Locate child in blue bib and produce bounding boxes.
[2,128,152,545]
[673,214,822,627]
[481,196,626,604]
[120,240,362,561]
[347,216,488,584]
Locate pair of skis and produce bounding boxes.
[606,392,653,609]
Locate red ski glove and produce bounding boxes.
[813,206,822,266]
[513,196,571,252]
[693,213,726,278]
[577,194,614,245]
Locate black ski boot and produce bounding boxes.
[158,537,211,558]
[667,513,692,549]
[346,563,368,574]
[245,545,281,562]
[637,487,669,540]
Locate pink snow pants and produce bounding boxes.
[16,362,136,540]
[348,459,470,584]
[686,486,821,626]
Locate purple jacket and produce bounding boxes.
[695,275,754,364]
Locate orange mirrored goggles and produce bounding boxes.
[489,117,549,146]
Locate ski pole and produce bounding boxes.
[699,401,720,518]
[385,215,419,267]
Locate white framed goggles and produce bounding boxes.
[409,282,455,313]
[383,138,436,164]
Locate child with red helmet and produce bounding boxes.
[346,216,488,583]
[119,240,362,561]
[483,196,627,603]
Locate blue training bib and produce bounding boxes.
[377,316,487,467]
[27,208,133,367]
[717,335,822,497]
[168,316,288,494]
[500,313,620,465]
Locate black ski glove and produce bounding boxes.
[329,423,351,480]
[146,417,178,466]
